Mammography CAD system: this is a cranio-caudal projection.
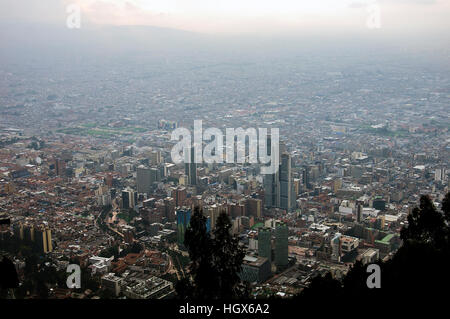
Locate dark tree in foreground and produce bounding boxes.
[299,193,450,299]
[176,207,247,299]
[0,256,19,298]
[301,272,342,299]
[442,192,450,224]
[400,195,447,249]
[212,212,247,299]
[176,206,217,299]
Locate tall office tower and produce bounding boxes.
[150,167,160,183]
[264,171,280,208]
[279,153,295,212]
[45,227,53,253]
[302,166,311,190]
[24,224,35,242]
[228,202,245,218]
[158,164,166,180]
[173,187,187,207]
[137,166,152,194]
[13,223,24,240]
[435,168,443,181]
[258,228,272,263]
[164,197,175,222]
[274,222,288,270]
[176,209,191,245]
[150,150,162,165]
[105,173,113,187]
[122,188,137,209]
[55,158,66,176]
[293,178,300,197]
[356,200,363,223]
[185,146,197,186]
[279,141,286,156]
[333,178,342,193]
[35,226,53,253]
[245,198,262,219]
[264,152,295,212]
[205,204,222,230]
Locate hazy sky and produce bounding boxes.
[1,0,449,34]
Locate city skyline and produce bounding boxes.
[0,0,449,306]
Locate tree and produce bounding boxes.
[400,195,447,249]
[36,280,49,299]
[178,207,217,299]
[300,272,342,299]
[442,192,450,223]
[176,207,247,299]
[211,212,247,299]
[0,257,19,296]
[99,246,119,259]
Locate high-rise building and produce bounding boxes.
[245,198,262,219]
[333,178,342,193]
[173,187,187,207]
[24,224,35,242]
[302,166,311,190]
[35,225,53,253]
[177,209,191,245]
[185,146,197,186]
[164,197,175,222]
[274,222,288,270]
[435,168,443,181]
[279,153,295,212]
[228,202,245,218]
[101,273,123,297]
[150,150,162,165]
[55,158,66,176]
[373,196,386,211]
[150,167,159,183]
[239,255,272,284]
[356,200,363,223]
[205,204,223,230]
[137,166,152,194]
[258,228,272,263]
[264,152,295,212]
[13,222,24,240]
[122,188,137,209]
[264,171,279,208]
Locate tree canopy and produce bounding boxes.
[176,207,247,299]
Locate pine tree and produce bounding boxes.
[211,212,246,299]
[176,207,217,299]
[442,192,450,222]
[176,207,247,299]
[400,195,447,249]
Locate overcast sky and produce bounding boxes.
[1,0,449,35]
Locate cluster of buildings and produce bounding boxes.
[0,51,449,298]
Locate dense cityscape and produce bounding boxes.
[0,0,449,304]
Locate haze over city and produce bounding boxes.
[0,0,449,308]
